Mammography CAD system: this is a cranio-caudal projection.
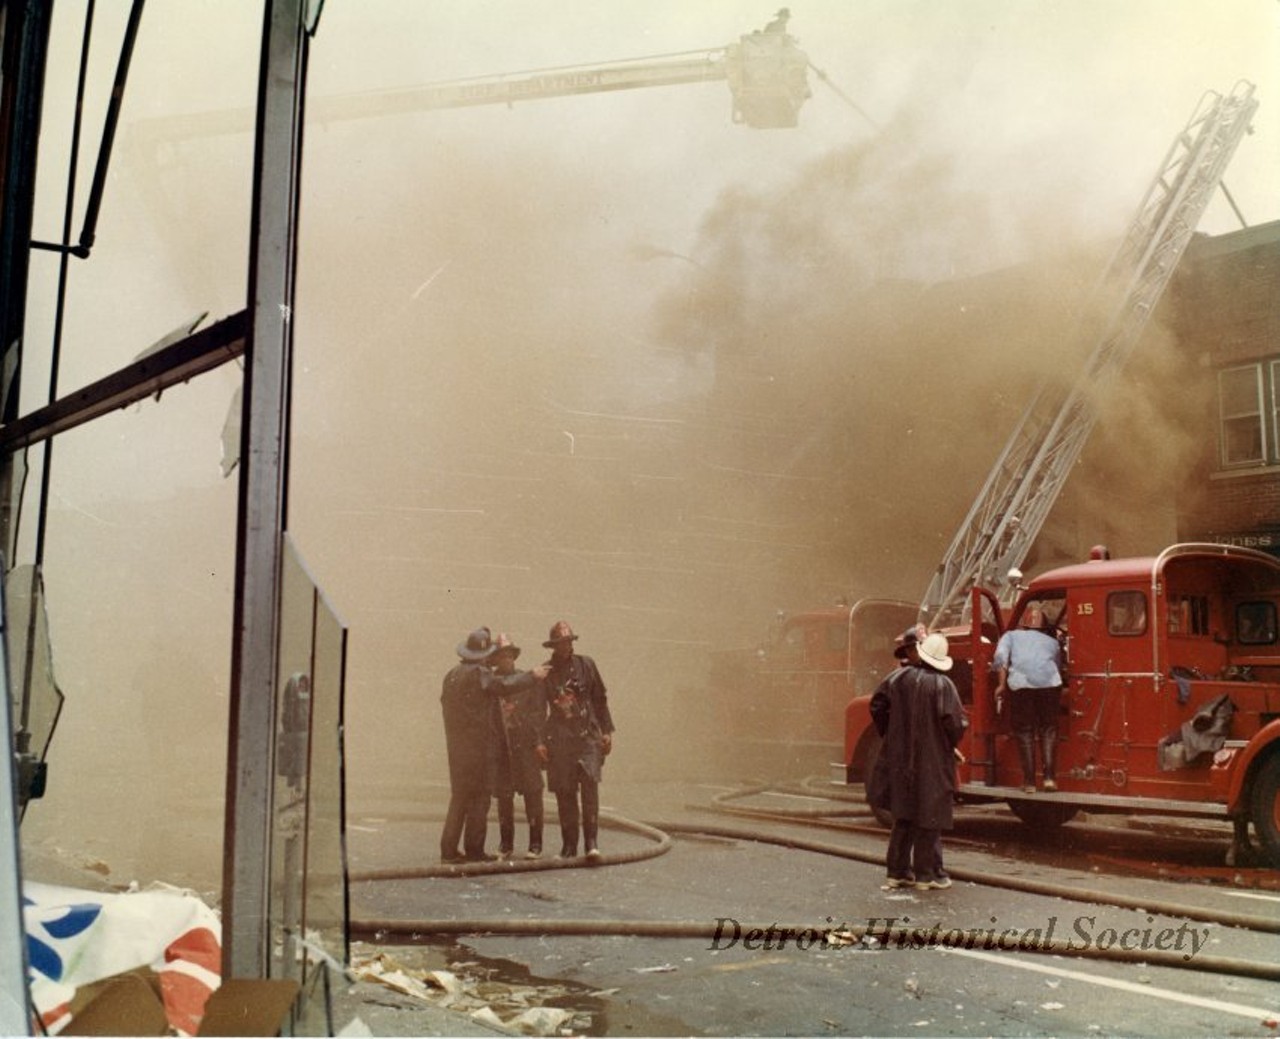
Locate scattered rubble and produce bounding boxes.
[349,945,590,1036]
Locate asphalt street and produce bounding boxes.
[345,779,1280,1037]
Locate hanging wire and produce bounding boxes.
[807,60,879,131]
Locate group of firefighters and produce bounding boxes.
[439,621,615,864]
[439,605,1062,882]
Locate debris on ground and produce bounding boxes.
[349,946,587,1036]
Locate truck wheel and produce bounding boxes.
[1248,753,1280,867]
[861,739,893,828]
[1009,799,1079,830]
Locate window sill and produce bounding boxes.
[1210,465,1280,480]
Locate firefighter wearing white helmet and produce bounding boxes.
[867,631,967,891]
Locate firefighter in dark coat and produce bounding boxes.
[491,633,548,858]
[542,621,614,861]
[868,632,967,890]
[439,627,546,863]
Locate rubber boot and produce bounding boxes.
[582,779,601,861]
[1015,730,1037,792]
[1041,727,1058,791]
[497,796,515,857]
[556,792,579,858]
[526,790,544,858]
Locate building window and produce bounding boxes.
[1273,360,1280,462]
[1217,360,1280,468]
[1219,364,1264,466]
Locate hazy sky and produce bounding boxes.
[312,1,1279,233]
[23,1,1278,506]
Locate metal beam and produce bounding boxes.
[0,0,56,576]
[0,6,57,1030]
[0,309,246,454]
[222,0,308,979]
[0,567,29,1036]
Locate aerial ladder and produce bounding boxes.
[920,80,1259,627]
[311,28,811,129]
[128,21,812,164]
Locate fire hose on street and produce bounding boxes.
[348,784,1280,983]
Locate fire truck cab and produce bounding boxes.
[844,543,1280,866]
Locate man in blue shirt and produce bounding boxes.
[993,605,1064,793]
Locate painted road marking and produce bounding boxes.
[939,947,1277,1022]
[1218,890,1280,903]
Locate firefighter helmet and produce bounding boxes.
[542,621,578,648]
[457,627,495,661]
[893,623,927,660]
[917,633,953,672]
[493,632,522,659]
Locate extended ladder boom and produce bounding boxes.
[921,81,1258,627]
[127,28,811,159]
[309,31,808,129]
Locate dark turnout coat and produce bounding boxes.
[441,662,539,796]
[544,653,613,793]
[496,678,548,797]
[867,664,967,830]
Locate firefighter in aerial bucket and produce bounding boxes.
[993,604,1065,792]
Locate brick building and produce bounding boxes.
[1172,219,1280,557]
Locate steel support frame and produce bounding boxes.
[0,3,56,1032]
[0,0,54,574]
[222,0,308,979]
[0,569,29,1032]
[0,311,246,454]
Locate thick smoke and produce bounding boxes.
[20,4,1262,888]
[647,110,1130,603]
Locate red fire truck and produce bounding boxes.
[843,543,1280,866]
[699,598,918,773]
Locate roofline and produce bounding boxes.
[1185,219,1280,260]
[1026,541,1280,591]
